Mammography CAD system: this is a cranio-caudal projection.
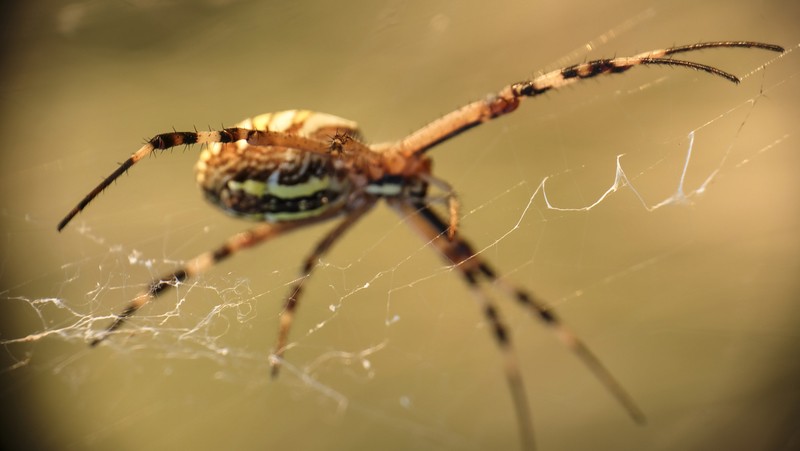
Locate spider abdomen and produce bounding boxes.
[204,149,352,221]
[195,110,360,222]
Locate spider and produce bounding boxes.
[58,41,783,450]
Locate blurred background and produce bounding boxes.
[1,1,798,450]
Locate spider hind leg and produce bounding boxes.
[389,197,645,449]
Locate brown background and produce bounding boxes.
[1,1,798,450]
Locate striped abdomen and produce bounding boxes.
[195,110,359,222]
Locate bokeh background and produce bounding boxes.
[1,1,798,450]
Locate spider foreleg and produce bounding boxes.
[512,41,783,99]
[657,41,784,58]
[396,41,783,159]
[57,128,336,231]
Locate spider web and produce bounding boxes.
[1,1,799,451]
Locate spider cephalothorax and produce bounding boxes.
[58,42,783,451]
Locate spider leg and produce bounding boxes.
[388,197,535,451]
[393,41,783,157]
[389,196,647,448]
[481,266,646,424]
[270,199,377,377]
[89,217,334,346]
[57,128,376,232]
[419,173,460,239]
